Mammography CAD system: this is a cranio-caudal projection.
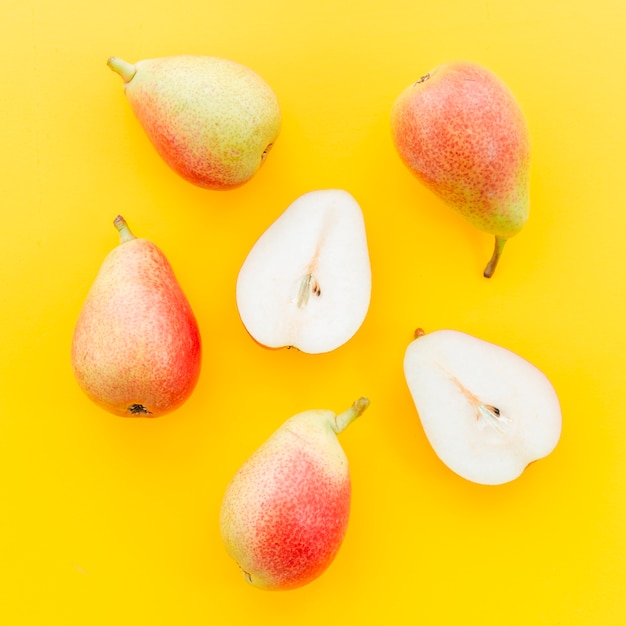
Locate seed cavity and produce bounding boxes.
[447,372,512,435]
[476,403,512,433]
[296,273,321,309]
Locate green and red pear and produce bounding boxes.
[71,216,201,417]
[220,398,369,590]
[108,55,281,190]
[391,61,530,277]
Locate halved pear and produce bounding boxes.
[236,189,371,354]
[404,329,561,485]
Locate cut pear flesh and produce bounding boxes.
[236,189,371,354]
[404,330,562,485]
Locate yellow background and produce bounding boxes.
[2,0,625,624]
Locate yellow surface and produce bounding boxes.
[2,1,625,624]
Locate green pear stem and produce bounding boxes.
[483,236,508,279]
[332,397,370,434]
[113,215,136,244]
[107,57,137,83]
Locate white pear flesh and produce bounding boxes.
[236,189,371,354]
[404,330,562,485]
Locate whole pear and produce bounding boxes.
[391,61,530,277]
[220,398,369,591]
[108,55,281,190]
[71,216,201,417]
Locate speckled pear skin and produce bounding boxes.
[71,217,201,418]
[108,55,281,190]
[391,61,530,277]
[220,399,369,591]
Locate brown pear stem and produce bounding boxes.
[113,215,136,244]
[107,57,137,83]
[483,236,508,279]
[333,397,370,434]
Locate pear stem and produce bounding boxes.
[332,397,370,434]
[107,57,137,83]
[113,215,136,244]
[483,236,508,279]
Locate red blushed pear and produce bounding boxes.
[107,55,281,190]
[391,61,530,277]
[71,216,201,418]
[220,398,369,590]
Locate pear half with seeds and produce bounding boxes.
[404,329,562,485]
[236,189,371,354]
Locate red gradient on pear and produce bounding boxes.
[220,399,368,590]
[71,217,201,418]
[391,61,530,277]
[237,449,350,590]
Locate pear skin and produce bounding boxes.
[391,61,530,277]
[108,55,281,190]
[220,398,369,590]
[71,216,201,417]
